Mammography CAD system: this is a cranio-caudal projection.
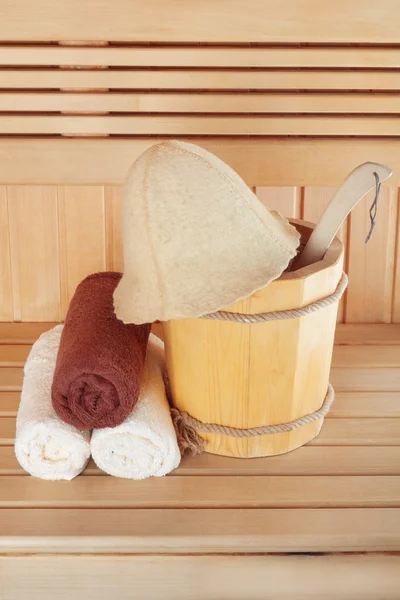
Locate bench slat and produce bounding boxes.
[1,46,400,68]
[1,69,399,90]
[1,507,399,553]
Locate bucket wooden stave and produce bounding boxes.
[164,221,344,458]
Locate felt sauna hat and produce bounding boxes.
[113,140,301,324]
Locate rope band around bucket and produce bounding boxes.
[171,384,335,455]
[200,272,348,323]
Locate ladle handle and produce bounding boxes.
[295,162,392,270]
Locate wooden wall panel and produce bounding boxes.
[0,188,13,321]
[1,140,399,188]
[256,187,301,219]
[346,187,397,323]
[6,187,60,322]
[392,191,400,322]
[0,0,397,43]
[1,185,400,323]
[58,187,106,318]
[104,187,123,273]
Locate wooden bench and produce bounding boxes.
[0,1,400,597]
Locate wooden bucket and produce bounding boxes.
[164,220,344,458]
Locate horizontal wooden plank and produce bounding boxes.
[1,475,399,508]
[336,324,400,345]
[178,447,400,476]
[2,46,400,68]
[2,416,400,446]
[1,508,399,553]
[2,70,400,90]
[0,369,23,391]
[329,392,400,418]
[310,419,400,446]
[1,138,399,186]
[0,392,20,415]
[4,445,400,476]
[2,115,400,136]
[3,389,400,418]
[0,345,30,366]
[0,322,56,344]
[2,92,400,114]
[0,1,398,43]
[0,417,15,443]
[332,346,400,368]
[331,368,400,391]
[2,554,400,600]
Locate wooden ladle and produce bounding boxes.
[294,162,392,270]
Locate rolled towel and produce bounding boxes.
[52,272,151,430]
[91,335,181,479]
[15,325,90,480]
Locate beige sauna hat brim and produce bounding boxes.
[114,140,301,324]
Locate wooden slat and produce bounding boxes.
[104,186,123,272]
[0,345,30,366]
[329,392,400,418]
[2,92,400,114]
[346,187,398,323]
[2,415,400,446]
[58,186,106,318]
[0,322,56,343]
[2,46,400,68]
[0,187,13,321]
[0,369,22,391]
[2,554,400,600]
[0,417,15,443]
[310,419,400,446]
[1,508,399,553]
[256,187,300,219]
[332,346,400,368]
[2,115,400,136]
[0,392,21,416]
[1,139,400,187]
[104,187,123,270]
[7,187,60,321]
[336,323,400,345]
[331,368,400,391]
[2,70,400,91]
[178,447,400,476]
[0,1,398,43]
[4,445,400,476]
[0,475,399,508]
[392,188,400,322]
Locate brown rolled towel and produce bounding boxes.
[52,272,151,430]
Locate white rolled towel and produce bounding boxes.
[15,325,91,480]
[91,335,181,479]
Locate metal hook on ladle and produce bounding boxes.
[365,171,381,244]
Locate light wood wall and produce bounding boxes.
[1,185,398,323]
